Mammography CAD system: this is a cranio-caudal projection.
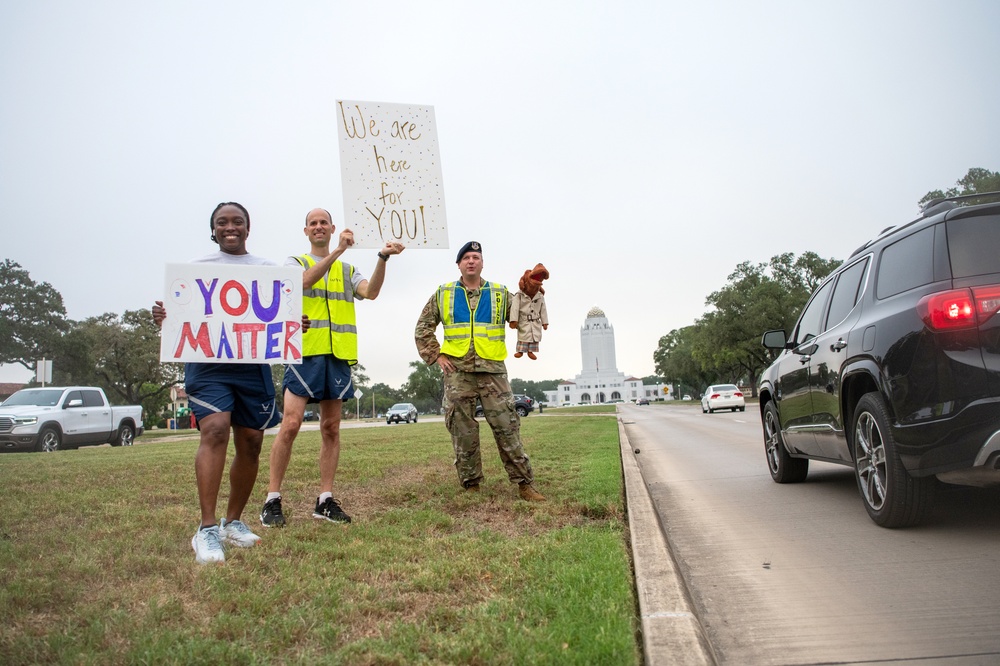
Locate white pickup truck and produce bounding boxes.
[0,386,144,453]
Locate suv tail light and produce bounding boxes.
[918,285,1000,331]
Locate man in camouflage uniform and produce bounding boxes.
[414,241,545,501]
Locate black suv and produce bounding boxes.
[759,193,1000,527]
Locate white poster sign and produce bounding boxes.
[159,264,303,365]
[337,100,448,249]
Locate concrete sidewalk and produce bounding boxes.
[619,418,716,665]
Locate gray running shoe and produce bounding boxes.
[219,518,261,547]
[191,525,225,564]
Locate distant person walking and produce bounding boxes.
[413,241,545,501]
[152,202,291,564]
[259,208,404,528]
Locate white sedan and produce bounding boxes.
[701,384,745,413]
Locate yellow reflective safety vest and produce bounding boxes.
[296,254,358,363]
[436,281,507,361]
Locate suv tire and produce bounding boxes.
[852,393,935,528]
[763,401,808,483]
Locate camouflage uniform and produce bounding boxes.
[414,283,534,488]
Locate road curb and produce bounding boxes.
[618,418,716,665]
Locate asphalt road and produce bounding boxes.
[620,403,1000,666]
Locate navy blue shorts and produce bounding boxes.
[283,355,355,403]
[184,363,279,430]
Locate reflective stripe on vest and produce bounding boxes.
[296,255,358,362]
[436,281,507,361]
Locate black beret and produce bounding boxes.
[456,241,483,263]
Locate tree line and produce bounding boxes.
[654,167,999,399]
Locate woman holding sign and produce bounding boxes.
[153,202,299,565]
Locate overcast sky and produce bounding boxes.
[2,1,998,390]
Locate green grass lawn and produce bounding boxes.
[0,414,639,665]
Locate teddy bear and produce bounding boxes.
[509,263,549,359]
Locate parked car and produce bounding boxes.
[636,398,650,405]
[701,384,745,413]
[682,394,692,401]
[303,410,319,422]
[386,403,418,424]
[0,386,144,452]
[758,192,1000,528]
[475,394,534,418]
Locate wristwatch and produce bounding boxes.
[377,252,389,262]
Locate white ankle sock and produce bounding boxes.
[318,491,332,503]
[267,492,281,502]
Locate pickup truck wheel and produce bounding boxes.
[763,401,808,483]
[37,427,61,453]
[853,393,934,528]
[114,424,135,447]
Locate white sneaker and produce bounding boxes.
[192,525,225,564]
[219,518,261,548]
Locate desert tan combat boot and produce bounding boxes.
[518,483,546,502]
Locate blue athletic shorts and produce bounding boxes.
[283,355,355,403]
[184,363,279,430]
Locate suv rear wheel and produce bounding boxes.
[763,401,808,483]
[853,393,935,528]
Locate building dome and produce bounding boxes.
[586,306,605,318]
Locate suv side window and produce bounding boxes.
[946,214,1000,278]
[876,226,934,298]
[825,258,869,329]
[794,279,835,345]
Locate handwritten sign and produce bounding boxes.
[159,264,303,365]
[337,100,448,248]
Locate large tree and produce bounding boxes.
[367,382,404,418]
[655,252,839,397]
[699,252,839,396]
[919,167,1000,206]
[402,360,444,414]
[653,326,713,397]
[54,309,183,419]
[0,259,70,371]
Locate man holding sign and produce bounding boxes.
[153,202,300,565]
[259,208,404,528]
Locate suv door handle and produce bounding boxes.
[830,339,847,352]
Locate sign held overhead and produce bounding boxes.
[337,100,448,249]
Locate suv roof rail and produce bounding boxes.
[920,190,1000,215]
[850,191,1000,260]
[848,224,903,259]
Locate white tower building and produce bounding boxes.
[580,307,617,375]
[543,306,662,406]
